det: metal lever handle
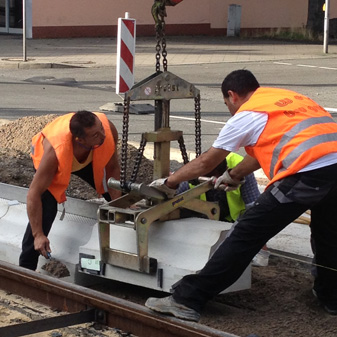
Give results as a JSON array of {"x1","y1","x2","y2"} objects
[{"x1": 108, "y1": 178, "x2": 167, "y2": 200}]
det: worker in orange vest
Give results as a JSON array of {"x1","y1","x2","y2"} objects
[
  {"x1": 147, "y1": 69, "x2": 337, "y2": 319},
  {"x1": 19, "y1": 110, "x2": 121, "y2": 271}
]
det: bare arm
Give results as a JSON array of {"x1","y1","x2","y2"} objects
[
  {"x1": 26, "y1": 138, "x2": 58, "y2": 258},
  {"x1": 229, "y1": 155, "x2": 261, "y2": 181},
  {"x1": 166, "y1": 147, "x2": 230, "y2": 188},
  {"x1": 105, "y1": 121, "x2": 121, "y2": 200}
]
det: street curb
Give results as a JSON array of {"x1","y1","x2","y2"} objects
[{"x1": 0, "y1": 60, "x2": 83, "y2": 69}]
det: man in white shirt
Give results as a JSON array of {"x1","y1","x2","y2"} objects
[{"x1": 146, "y1": 69, "x2": 337, "y2": 320}]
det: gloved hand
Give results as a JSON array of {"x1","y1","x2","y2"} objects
[
  {"x1": 149, "y1": 178, "x2": 176, "y2": 199},
  {"x1": 214, "y1": 169, "x2": 245, "y2": 191}
]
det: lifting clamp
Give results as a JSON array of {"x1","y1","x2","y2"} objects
[{"x1": 97, "y1": 0, "x2": 219, "y2": 274}]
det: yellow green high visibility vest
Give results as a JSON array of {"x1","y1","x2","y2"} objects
[
  {"x1": 189, "y1": 152, "x2": 246, "y2": 222},
  {"x1": 225, "y1": 153, "x2": 246, "y2": 222}
]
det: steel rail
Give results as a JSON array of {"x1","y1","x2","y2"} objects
[{"x1": 0, "y1": 260, "x2": 238, "y2": 337}]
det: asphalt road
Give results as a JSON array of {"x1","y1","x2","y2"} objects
[{"x1": 1, "y1": 57, "x2": 337, "y2": 153}]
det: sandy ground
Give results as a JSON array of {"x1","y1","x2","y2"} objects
[
  {"x1": 0, "y1": 115, "x2": 154, "y2": 200},
  {"x1": 0, "y1": 116, "x2": 336, "y2": 337}
]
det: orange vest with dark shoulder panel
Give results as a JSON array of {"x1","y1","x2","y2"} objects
[
  {"x1": 236, "y1": 87, "x2": 337, "y2": 187},
  {"x1": 31, "y1": 112, "x2": 115, "y2": 203}
]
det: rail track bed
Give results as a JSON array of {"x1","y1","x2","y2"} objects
[
  {"x1": 0, "y1": 260, "x2": 236, "y2": 337},
  {"x1": 1, "y1": 256, "x2": 336, "y2": 337},
  {"x1": 0, "y1": 289, "x2": 122, "y2": 337}
]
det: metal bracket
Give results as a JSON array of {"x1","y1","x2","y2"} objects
[
  {"x1": 98, "y1": 179, "x2": 219, "y2": 274},
  {"x1": 125, "y1": 71, "x2": 200, "y2": 101},
  {"x1": 97, "y1": 68, "x2": 206, "y2": 274}
]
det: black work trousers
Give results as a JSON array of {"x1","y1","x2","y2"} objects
[
  {"x1": 19, "y1": 163, "x2": 111, "y2": 270},
  {"x1": 172, "y1": 163, "x2": 337, "y2": 313}
]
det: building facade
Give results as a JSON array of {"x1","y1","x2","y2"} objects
[{"x1": 0, "y1": 0, "x2": 336, "y2": 39}]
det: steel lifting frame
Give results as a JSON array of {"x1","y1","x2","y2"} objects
[{"x1": 98, "y1": 71, "x2": 220, "y2": 274}]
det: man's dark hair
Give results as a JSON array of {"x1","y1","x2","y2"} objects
[
  {"x1": 221, "y1": 69, "x2": 260, "y2": 98},
  {"x1": 70, "y1": 110, "x2": 97, "y2": 138}
]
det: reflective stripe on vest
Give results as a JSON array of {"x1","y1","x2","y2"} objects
[
  {"x1": 270, "y1": 116, "x2": 337, "y2": 178},
  {"x1": 282, "y1": 132, "x2": 337, "y2": 172}
]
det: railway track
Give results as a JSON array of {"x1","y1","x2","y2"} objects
[{"x1": 0, "y1": 260, "x2": 238, "y2": 337}]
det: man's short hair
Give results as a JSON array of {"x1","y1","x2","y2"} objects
[
  {"x1": 70, "y1": 110, "x2": 97, "y2": 138},
  {"x1": 221, "y1": 69, "x2": 260, "y2": 98}
]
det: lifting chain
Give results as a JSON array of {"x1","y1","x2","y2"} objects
[
  {"x1": 153, "y1": 1, "x2": 201, "y2": 161},
  {"x1": 178, "y1": 135, "x2": 189, "y2": 165},
  {"x1": 154, "y1": 5, "x2": 168, "y2": 72},
  {"x1": 120, "y1": 96, "x2": 130, "y2": 190},
  {"x1": 130, "y1": 134, "x2": 147, "y2": 183},
  {"x1": 187, "y1": 94, "x2": 202, "y2": 186},
  {"x1": 119, "y1": 1, "x2": 201, "y2": 189},
  {"x1": 120, "y1": 97, "x2": 148, "y2": 187},
  {"x1": 178, "y1": 94, "x2": 201, "y2": 164},
  {"x1": 194, "y1": 94, "x2": 202, "y2": 157}
]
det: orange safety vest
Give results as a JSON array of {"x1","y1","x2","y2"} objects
[
  {"x1": 236, "y1": 87, "x2": 337, "y2": 187},
  {"x1": 31, "y1": 112, "x2": 115, "y2": 203}
]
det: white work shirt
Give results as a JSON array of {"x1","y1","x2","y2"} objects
[
  {"x1": 213, "y1": 111, "x2": 337, "y2": 172},
  {"x1": 213, "y1": 111, "x2": 267, "y2": 151}
]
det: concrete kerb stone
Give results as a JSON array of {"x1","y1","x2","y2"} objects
[
  {"x1": 1, "y1": 36, "x2": 337, "y2": 70},
  {"x1": 0, "y1": 58, "x2": 86, "y2": 69}
]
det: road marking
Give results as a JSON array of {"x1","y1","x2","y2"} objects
[
  {"x1": 297, "y1": 64, "x2": 317, "y2": 68},
  {"x1": 319, "y1": 66, "x2": 337, "y2": 70},
  {"x1": 274, "y1": 62, "x2": 337, "y2": 71},
  {"x1": 325, "y1": 107, "x2": 337, "y2": 113},
  {"x1": 274, "y1": 62, "x2": 292, "y2": 65}
]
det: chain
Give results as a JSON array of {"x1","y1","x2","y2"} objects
[
  {"x1": 130, "y1": 134, "x2": 147, "y2": 183},
  {"x1": 194, "y1": 94, "x2": 202, "y2": 157},
  {"x1": 178, "y1": 94, "x2": 202, "y2": 165},
  {"x1": 178, "y1": 135, "x2": 189, "y2": 165},
  {"x1": 155, "y1": 29, "x2": 162, "y2": 73},
  {"x1": 120, "y1": 96, "x2": 130, "y2": 190},
  {"x1": 154, "y1": 7, "x2": 167, "y2": 72},
  {"x1": 161, "y1": 29, "x2": 168, "y2": 72}
]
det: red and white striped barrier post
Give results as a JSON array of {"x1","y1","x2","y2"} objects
[{"x1": 116, "y1": 12, "x2": 136, "y2": 95}]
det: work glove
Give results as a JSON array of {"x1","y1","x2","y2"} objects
[
  {"x1": 214, "y1": 169, "x2": 245, "y2": 192},
  {"x1": 149, "y1": 178, "x2": 176, "y2": 199}
]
